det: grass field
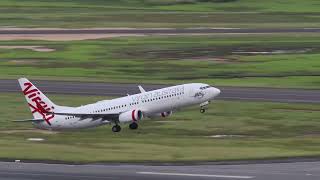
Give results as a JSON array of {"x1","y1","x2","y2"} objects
[
  {"x1": 1, "y1": 0, "x2": 320, "y2": 164},
  {"x1": 1, "y1": 34, "x2": 320, "y2": 88},
  {"x1": 1, "y1": 0, "x2": 320, "y2": 28},
  {"x1": 1, "y1": 92, "x2": 320, "y2": 162}
]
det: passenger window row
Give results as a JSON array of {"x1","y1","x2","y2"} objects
[
  {"x1": 142, "y1": 92, "x2": 184, "y2": 103},
  {"x1": 76, "y1": 91, "x2": 185, "y2": 115}
]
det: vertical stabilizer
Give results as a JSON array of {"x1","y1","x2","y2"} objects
[{"x1": 18, "y1": 78, "x2": 65, "y2": 125}]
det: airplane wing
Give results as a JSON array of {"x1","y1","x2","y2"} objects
[
  {"x1": 49, "y1": 109, "x2": 143, "y2": 123},
  {"x1": 12, "y1": 118, "x2": 45, "y2": 122}
]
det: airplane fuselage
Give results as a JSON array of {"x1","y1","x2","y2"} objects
[{"x1": 33, "y1": 83, "x2": 220, "y2": 130}]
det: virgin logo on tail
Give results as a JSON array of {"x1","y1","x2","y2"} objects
[{"x1": 23, "y1": 82, "x2": 54, "y2": 125}]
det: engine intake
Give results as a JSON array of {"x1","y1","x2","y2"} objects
[
  {"x1": 119, "y1": 109, "x2": 143, "y2": 123},
  {"x1": 161, "y1": 111, "x2": 172, "y2": 117}
]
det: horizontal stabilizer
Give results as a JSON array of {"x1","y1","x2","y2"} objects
[{"x1": 12, "y1": 118, "x2": 45, "y2": 122}]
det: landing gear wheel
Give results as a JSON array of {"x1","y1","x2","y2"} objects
[
  {"x1": 129, "y1": 122, "x2": 138, "y2": 130},
  {"x1": 200, "y1": 108, "x2": 206, "y2": 113},
  {"x1": 112, "y1": 125, "x2": 121, "y2": 132}
]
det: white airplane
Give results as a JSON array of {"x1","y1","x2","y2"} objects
[{"x1": 15, "y1": 78, "x2": 220, "y2": 132}]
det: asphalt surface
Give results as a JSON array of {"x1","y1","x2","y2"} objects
[
  {"x1": 1, "y1": 79, "x2": 320, "y2": 103},
  {"x1": 1, "y1": 161, "x2": 320, "y2": 180},
  {"x1": 1, "y1": 28, "x2": 320, "y2": 35}
]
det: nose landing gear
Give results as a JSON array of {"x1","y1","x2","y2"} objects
[{"x1": 200, "y1": 101, "x2": 209, "y2": 113}]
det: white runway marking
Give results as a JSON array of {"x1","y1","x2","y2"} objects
[
  {"x1": 27, "y1": 138, "x2": 45, "y2": 141},
  {"x1": 137, "y1": 171, "x2": 254, "y2": 179}
]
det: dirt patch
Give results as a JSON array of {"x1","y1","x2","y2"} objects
[
  {"x1": 273, "y1": 108, "x2": 320, "y2": 112},
  {"x1": 207, "y1": 134, "x2": 247, "y2": 138},
  {"x1": 155, "y1": 120, "x2": 178, "y2": 123},
  {"x1": 232, "y1": 48, "x2": 314, "y2": 55},
  {"x1": 0, "y1": 34, "x2": 145, "y2": 41},
  {"x1": 8, "y1": 59, "x2": 40, "y2": 65},
  {"x1": 118, "y1": 47, "x2": 241, "y2": 62},
  {"x1": 0, "y1": 46, "x2": 55, "y2": 52},
  {"x1": 118, "y1": 46, "x2": 319, "y2": 62},
  {"x1": 187, "y1": 57, "x2": 237, "y2": 63},
  {"x1": 0, "y1": 129, "x2": 58, "y2": 134},
  {"x1": 301, "y1": 133, "x2": 320, "y2": 138}
]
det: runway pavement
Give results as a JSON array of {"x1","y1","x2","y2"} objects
[
  {"x1": 1, "y1": 28, "x2": 320, "y2": 35},
  {"x1": 1, "y1": 161, "x2": 320, "y2": 180},
  {"x1": 1, "y1": 79, "x2": 320, "y2": 103}
]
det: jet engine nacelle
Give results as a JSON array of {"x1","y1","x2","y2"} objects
[
  {"x1": 119, "y1": 109, "x2": 143, "y2": 123},
  {"x1": 160, "y1": 111, "x2": 172, "y2": 117},
  {"x1": 149, "y1": 111, "x2": 172, "y2": 118}
]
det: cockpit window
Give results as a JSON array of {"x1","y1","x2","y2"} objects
[{"x1": 200, "y1": 85, "x2": 211, "y2": 90}]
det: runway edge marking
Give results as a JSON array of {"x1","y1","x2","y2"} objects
[{"x1": 137, "y1": 171, "x2": 254, "y2": 179}]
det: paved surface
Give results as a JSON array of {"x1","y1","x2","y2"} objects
[
  {"x1": 1, "y1": 28, "x2": 320, "y2": 35},
  {"x1": 1, "y1": 161, "x2": 320, "y2": 180},
  {"x1": 1, "y1": 79, "x2": 320, "y2": 103}
]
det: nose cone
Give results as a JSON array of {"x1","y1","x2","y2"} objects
[{"x1": 211, "y1": 87, "x2": 221, "y2": 98}]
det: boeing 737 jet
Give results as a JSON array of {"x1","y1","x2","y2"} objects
[{"x1": 15, "y1": 78, "x2": 220, "y2": 132}]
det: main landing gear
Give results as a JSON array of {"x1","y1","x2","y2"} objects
[
  {"x1": 200, "y1": 108, "x2": 206, "y2": 113},
  {"x1": 129, "y1": 122, "x2": 138, "y2": 130},
  {"x1": 111, "y1": 123, "x2": 138, "y2": 132},
  {"x1": 112, "y1": 124, "x2": 121, "y2": 132}
]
